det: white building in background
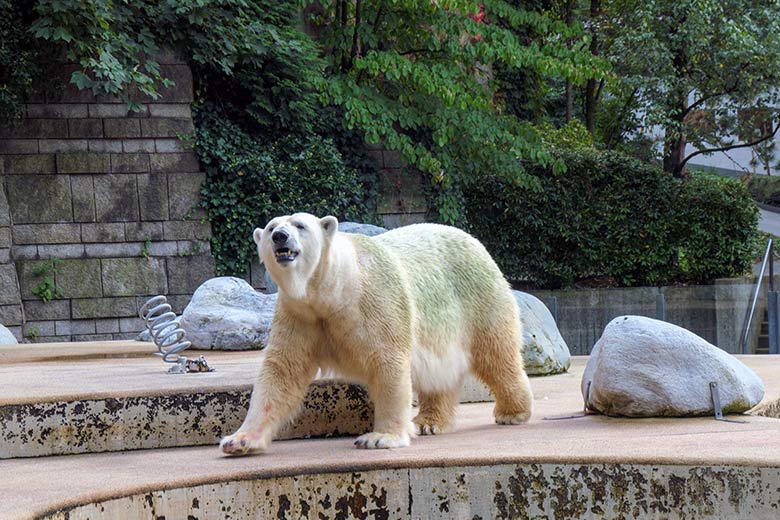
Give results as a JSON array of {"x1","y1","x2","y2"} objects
[
  {"x1": 644, "y1": 100, "x2": 780, "y2": 177},
  {"x1": 682, "y1": 139, "x2": 780, "y2": 177}
]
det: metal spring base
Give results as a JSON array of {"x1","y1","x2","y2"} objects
[{"x1": 139, "y1": 295, "x2": 214, "y2": 374}]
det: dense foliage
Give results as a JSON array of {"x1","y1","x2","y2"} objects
[
  {"x1": 463, "y1": 148, "x2": 758, "y2": 287},
  {"x1": 314, "y1": 0, "x2": 606, "y2": 223},
  {"x1": 746, "y1": 175, "x2": 780, "y2": 209},
  {"x1": 675, "y1": 174, "x2": 759, "y2": 282},
  {"x1": 24, "y1": 0, "x2": 378, "y2": 275},
  {"x1": 194, "y1": 108, "x2": 374, "y2": 275},
  {"x1": 1, "y1": 0, "x2": 769, "y2": 287},
  {"x1": 582, "y1": 0, "x2": 780, "y2": 176},
  {"x1": 0, "y1": 1, "x2": 41, "y2": 119}
]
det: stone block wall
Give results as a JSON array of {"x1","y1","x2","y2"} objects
[
  {"x1": 0, "y1": 54, "x2": 215, "y2": 342},
  {"x1": 367, "y1": 145, "x2": 427, "y2": 228}
]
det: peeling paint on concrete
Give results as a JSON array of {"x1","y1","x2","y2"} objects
[
  {"x1": 43, "y1": 464, "x2": 780, "y2": 520},
  {"x1": 44, "y1": 470, "x2": 408, "y2": 520},
  {"x1": 410, "y1": 464, "x2": 780, "y2": 520},
  {"x1": 0, "y1": 381, "x2": 373, "y2": 458}
]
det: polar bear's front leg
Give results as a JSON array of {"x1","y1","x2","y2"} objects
[
  {"x1": 221, "y1": 348, "x2": 317, "y2": 456},
  {"x1": 355, "y1": 365, "x2": 414, "y2": 449}
]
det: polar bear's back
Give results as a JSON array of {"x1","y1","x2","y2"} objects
[{"x1": 371, "y1": 223, "x2": 514, "y2": 329}]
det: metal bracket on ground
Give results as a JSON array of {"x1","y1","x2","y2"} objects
[
  {"x1": 709, "y1": 381, "x2": 747, "y2": 424},
  {"x1": 543, "y1": 381, "x2": 593, "y2": 421}
]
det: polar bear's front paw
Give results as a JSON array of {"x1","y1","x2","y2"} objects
[
  {"x1": 220, "y1": 431, "x2": 267, "y2": 456},
  {"x1": 354, "y1": 431, "x2": 410, "y2": 449}
]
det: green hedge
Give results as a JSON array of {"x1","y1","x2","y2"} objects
[
  {"x1": 746, "y1": 175, "x2": 780, "y2": 208},
  {"x1": 677, "y1": 174, "x2": 761, "y2": 282},
  {"x1": 463, "y1": 149, "x2": 758, "y2": 288}
]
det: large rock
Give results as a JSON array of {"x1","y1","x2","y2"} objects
[
  {"x1": 582, "y1": 315, "x2": 764, "y2": 417},
  {"x1": 180, "y1": 277, "x2": 277, "y2": 350},
  {"x1": 265, "y1": 221, "x2": 388, "y2": 293},
  {"x1": 512, "y1": 291, "x2": 570, "y2": 375},
  {"x1": 0, "y1": 324, "x2": 17, "y2": 345}
]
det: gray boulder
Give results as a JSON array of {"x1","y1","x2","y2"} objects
[
  {"x1": 179, "y1": 277, "x2": 277, "y2": 350},
  {"x1": 265, "y1": 221, "x2": 388, "y2": 293},
  {"x1": 0, "y1": 324, "x2": 17, "y2": 345},
  {"x1": 338, "y1": 221, "x2": 388, "y2": 237},
  {"x1": 512, "y1": 291, "x2": 570, "y2": 375},
  {"x1": 582, "y1": 315, "x2": 764, "y2": 417}
]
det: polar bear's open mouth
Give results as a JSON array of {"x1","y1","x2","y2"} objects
[{"x1": 274, "y1": 248, "x2": 299, "y2": 263}]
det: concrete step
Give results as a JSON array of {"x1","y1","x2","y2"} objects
[
  {"x1": 4, "y1": 356, "x2": 780, "y2": 520},
  {"x1": 0, "y1": 342, "x2": 371, "y2": 458},
  {"x1": 0, "y1": 342, "x2": 492, "y2": 459},
  {"x1": 758, "y1": 337, "x2": 770, "y2": 354}
]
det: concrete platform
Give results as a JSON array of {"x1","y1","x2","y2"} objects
[
  {"x1": 1, "y1": 342, "x2": 373, "y2": 458},
  {"x1": 0, "y1": 342, "x2": 494, "y2": 458},
  {"x1": 2, "y1": 342, "x2": 780, "y2": 519}
]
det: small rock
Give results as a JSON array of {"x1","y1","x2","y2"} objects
[
  {"x1": 512, "y1": 291, "x2": 570, "y2": 375},
  {"x1": 265, "y1": 221, "x2": 388, "y2": 293},
  {"x1": 582, "y1": 315, "x2": 765, "y2": 417},
  {"x1": 180, "y1": 277, "x2": 277, "y2": 350},
  {"x1": 136, "y1": 328, "x2": 153, "y2": 342},
  {"x1": 0, "y1": 324, "x2": 17, "y2": 345}
]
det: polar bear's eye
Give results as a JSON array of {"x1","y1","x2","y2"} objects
[
  {"x1": 267, "y1": 225, "x2": 275, "y2": 232},
  {"x1": 294, "y1": 223, "x2": 306, "y2": 231}
]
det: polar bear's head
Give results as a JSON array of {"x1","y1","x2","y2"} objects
[{"x1": 253, "y1": 213, "x2": 338, "y2": 300}]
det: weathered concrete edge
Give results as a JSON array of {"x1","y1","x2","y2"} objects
[
  {"x1": 40, "y1": 462, "x2": 780, "y2": 520},
  {"x1": 0, "y1": 382, "x2": 374, "y2": 459}
]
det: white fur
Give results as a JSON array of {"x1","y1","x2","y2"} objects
[
  {"x1": 411, "y1": 343, "x2": 470, "y2": 394},
  {"x1": 221, "y1": 214, "x2": 532, "y2": 455}
]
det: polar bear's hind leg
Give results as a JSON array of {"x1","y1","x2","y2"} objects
[
  {"x1": 413, "y1": 385, "x2": 462, "y2": 435},
  {"x1": 470, "y1": 315, "x2": 533, "y2": 424}
]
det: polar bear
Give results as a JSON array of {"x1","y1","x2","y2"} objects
[{"x1": 220, "y1": 213, "x2": 532, "y2": 454}]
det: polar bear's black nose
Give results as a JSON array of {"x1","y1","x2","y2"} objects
[{"x1": 272, "y1": 229, "x2": 289, "y2": 244}]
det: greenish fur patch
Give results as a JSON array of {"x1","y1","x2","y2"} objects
[
  {"x1": 361, "y1": 225, "x2": 509, "y2": 332},
  {"x1": 351, "y1": 235, "x2": 413, "y2": 347}
]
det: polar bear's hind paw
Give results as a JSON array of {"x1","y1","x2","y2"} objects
[{"x1": 495, "y1": 410, "x2": 531, "y2": 425}]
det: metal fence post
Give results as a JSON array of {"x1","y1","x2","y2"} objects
[
  {"x1": 656, "y1": 292, "x2": 666, "y2": 322},
  {"x1": 548, "y1": 296, "x2": 558, "y2": 325},
  {"x1": 770, "y1": 250, "x2": 780, "y2": 355}
]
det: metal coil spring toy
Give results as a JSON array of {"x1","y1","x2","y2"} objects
[{"x1": 139, "y1": 295, "x2": 212, "y2": 374}]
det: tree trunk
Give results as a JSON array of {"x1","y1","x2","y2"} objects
[
  {"x1": 663, "y1": 14, "x2": 689, "y2": 179},
  {"x1": 564, "y1": 0, "x2": 575, "y2": 124},
  {"x1": 662, "y1": 87, "x2": 689, "y2": 177},
  {"x1": 663, "y1": 130, "x2": 688, "y2": 177},
  {"x1": 584, "y1": 0, "x2": 601, "y2": 133}
]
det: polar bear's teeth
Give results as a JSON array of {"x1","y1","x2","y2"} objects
[{"x1": 274, "y1": 249, "x2": 297, "y2": 262}]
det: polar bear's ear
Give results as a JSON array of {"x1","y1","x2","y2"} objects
[
  {"x1": 253, "y1": 227, "x2": 263, "y2": 245},
  {"x1": 320, "y1": 216, "x2": 338, "y2": 237}
]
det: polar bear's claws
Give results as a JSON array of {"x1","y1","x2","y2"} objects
[
  {"x1": 414, "y1": 423, "x2": 439, "y2": 435},
  {"x1": 220, "y1": 432, "x2": 266, "y2": 456},
  {"x1": 495, "y1": 411, "x2": 531, "y2": 425},
  {"x1": 354, "y1": 432, "x2": 410, "y2": 449}
]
